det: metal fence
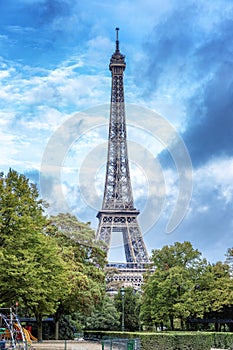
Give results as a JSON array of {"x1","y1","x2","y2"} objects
[{"x1": 102, "y1": 338, "x2": 140, "y2": 350}]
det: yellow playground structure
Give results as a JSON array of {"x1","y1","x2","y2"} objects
[{"x1": 0, "y1": 308, "x2": 37, "y2": 349}]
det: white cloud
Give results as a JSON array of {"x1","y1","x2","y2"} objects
[
  {"x1": 194, "y1": 157, "x2": 233, "y2": 204},
  {"x1": 0, "y1": 111, "x2": 15, "y2": 126},
  {"x1": 19, "y1": 106, "x2": 70, "y2": 132}
]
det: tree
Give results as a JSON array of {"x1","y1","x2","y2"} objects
[
  {"x1": 150, "y1": 241, "x2": 202, "y2": 271},
  {"x1": 0, "y1": 169, "x2": 69, "y2": 340},
  {"x1": 114, "y1": 287, "x2": 141, "y2": 331},
  {"x1": 141, "y1": 241, "x2": 204, "y2": 330},
  {"x1": 194, "y1": 261, "x2": 233, "y2": 331},
  {"x1": 225, "y1": 248, "x2": 233, "y2": 275},
  {"x1": 49, "y1": 213, "x2": 106, "y2": 267},
  {"x1": 84, "y1": 295, "x2": 120, "y2": 331},
  {"x1": 141, "y1": 242, "x2": 233, "y2": 331},
  {"x1": 47, "y1": 213, "x2": 106, "y2": 338}
]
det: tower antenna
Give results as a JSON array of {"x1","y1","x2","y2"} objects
[{"x1": 115, "y1": 27, "x2": 119, "y2": 52}]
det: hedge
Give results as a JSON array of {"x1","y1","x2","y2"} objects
[
  {"x1": 172, "y1": 333, "x2": 212, "y2": 350},
  {"x1": 212, "y1": 332, "x2": 233, "y2": 349},
  {"x1": 84, "y1": 330, "x2": 233, "y2": 350}
]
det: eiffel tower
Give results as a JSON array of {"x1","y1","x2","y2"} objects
[{"x1": 96, "y1": 29, "x2": 150, "y2": 289}]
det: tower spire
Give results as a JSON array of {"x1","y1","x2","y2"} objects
[{"x1": 115, "y1": 27, "x2": 119, "y2": 52}]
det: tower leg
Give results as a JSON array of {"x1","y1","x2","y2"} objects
[{"x1": 96, "y1": 212, "x2": 149, "y2": 263}]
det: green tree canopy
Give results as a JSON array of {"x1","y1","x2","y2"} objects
[
  {"x1": 47, "y1": 213, "x2": 107, "y2": 338},
  {"x1": 193, "y1": 261, "x2": 233, "y2": 317},
  {"x1": 84, "y1": 295, "x2": 120, "y2": 331},
  {"x1": 114, "y1": 287, "x2": 141, "y2": 331},
  {"x1": 141, "y1": 242, "x2": 233, "y2": 331},
  {"x1": 0, "y1": 170, "x2": 69, "y2": 340},
  {"x1": 141, "y1": 241, "x2": 205, "y2": 330}
]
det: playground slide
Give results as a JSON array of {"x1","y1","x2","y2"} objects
[
  {"x1": 23, "y1": 328, "x2": 38, "y2": 342},
  {"x1": 0, "y1": 309, "x2": 37, "y2": 349},
  {"x1": 25, "y1": 329, "x2": 37, "y2": 341},
  {"x1": 14, "y1": 324, "x2": 37, "y2": 343}
]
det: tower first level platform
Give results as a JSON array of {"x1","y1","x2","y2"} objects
[
  {"x1": 105, "y1": 262, "x2": 151, "y2": 292},
  {"x1": 96, "y1": 210, "x2": 149, "y2": 263}
]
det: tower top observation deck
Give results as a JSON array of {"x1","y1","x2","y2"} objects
[{"x1": 109, "y1": 28, "x2": 126, "y2": 72}]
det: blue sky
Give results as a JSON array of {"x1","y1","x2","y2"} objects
[{"x1": 1, "y1": 0, "x2": 233, "y2": 263}]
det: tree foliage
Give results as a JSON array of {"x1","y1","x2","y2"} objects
[
  {"x1": 47, "y1": 213, "x2": 106, "y2": 338},
  {"x1": 0, "y1": 170, "x2": 69, "y2": 339},
  {"x1": 0, "y1": 170, "x2": 107, "y2": 340},
  {"x1": 84, "y1": 295, "x2": 120, "y2": 330},
  {"x1": 114, "y1": 287, "x2": 141, "y2": 331},
  {"x1": 3, "y1": 170, "x2": 233, "y2": 336},
  {"x1": 141, "y1": 242, "x2": 233, "y2": 331}
]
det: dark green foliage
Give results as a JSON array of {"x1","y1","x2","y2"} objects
[
  {"x1": 58, "y1": 315, "x2": 77, "y2": 340},
  {"x1": 212, "y1": 332, "x2": 233, "y2": 349},
  {"x1": 85, "y1": 295, "x2": 120, "y2": 330},
  {"x1": 173, "y1": 333, "x2": 212, "y2": 350},
  {"x1": 114, "y1": 287, "x2": 141, "y2": 331},
  {"x1": 140, "y1": 333, "x2": 175, "y2": 350},
  {"x1": 141, "y1": 242, "x2": 233, "y2": 331},
  {"x1": 84, "y1": 331, "x2": 214, "y2": 350}
]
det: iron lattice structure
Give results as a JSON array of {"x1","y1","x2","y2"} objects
[{"x1": 96, "y1": 29, "x2": 149, "y2": 265}]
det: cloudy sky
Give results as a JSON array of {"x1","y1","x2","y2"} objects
[{"x1": 1, "y1": 0, "x2": 233, "y2": 263}]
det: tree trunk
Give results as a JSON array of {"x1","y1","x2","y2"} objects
[
  {"x1": 53, "y1": 305, "x2": 63, "y2": 340},
  {"x1": 169, "y1": 316, "x2": 174, "y2": 331},
  {"x1": 55, "y1": 320, "x2": 59, "y2": 340},
  {"x1": 37, "y1": 314, "x2": 43, "y2": 341},
  {"x1": 180, "y1": 318, "x2": 184, "y2": 330}
]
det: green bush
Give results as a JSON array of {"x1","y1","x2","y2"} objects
[
  {"x1": 138, "y1": 332, "x2": 212, "y2": 350},
  {"x1": 84, "y1": 330, "x2": 233, "y2": 350},
  {"x1": 173, "y1": 333, "x2": 212, "y2": 350},
  {"x1": 212, "y1": 332, "x2": 233, "y2": 349},
  {"x1": 140, "y1": 333, "x2": 175, "y2": 350}
]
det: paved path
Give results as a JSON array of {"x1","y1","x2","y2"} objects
[
  {"x1": 31, "y1": 344, "x2": 226, "y2": 350},
  {"x1": 30, "y1": 340, "x2": 102, "y2": 350},
  {"x1": 4, "y1": 340, "x2": 227, "y2": 350},
  {"x1": 30, "y1": 342, "x2": 226, "y2": 350},
  {"x1": 3, "y1": 340, "x2": 102, "y2": 350}
]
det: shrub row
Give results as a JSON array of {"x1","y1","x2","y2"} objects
[
  {"x1": 212, "y1": 332, "x2": 233, "y2": 349},
  {"x1": 84, "y1": 330, "x2": 233, "y2": 350}
]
